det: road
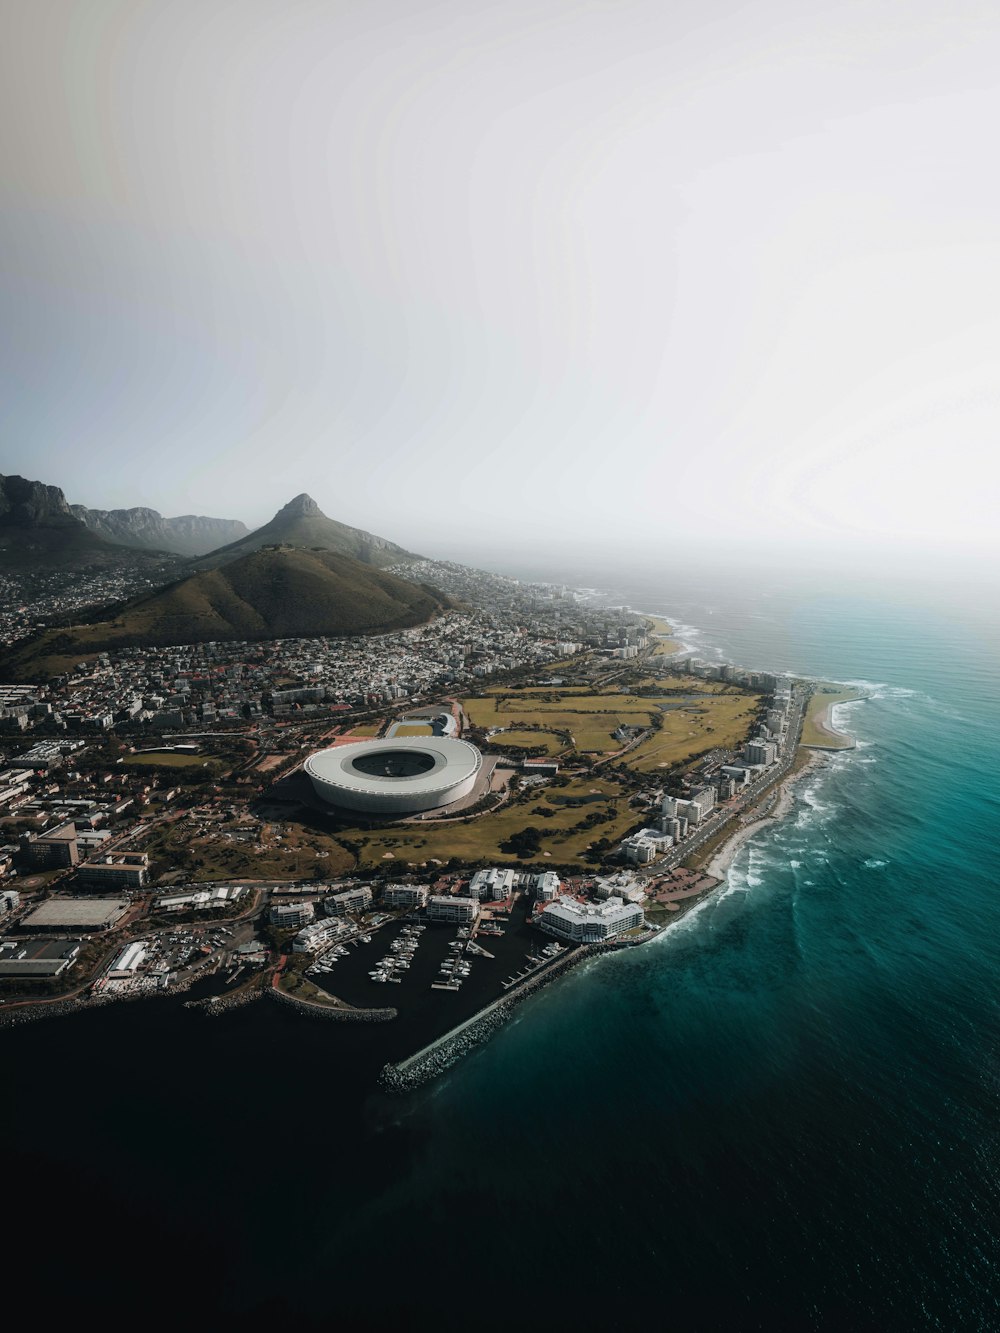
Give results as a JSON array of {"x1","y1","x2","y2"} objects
[{"x1": 639, "y1": 685, "x2": 808, "y2": 878}]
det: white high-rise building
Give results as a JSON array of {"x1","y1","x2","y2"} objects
[
  {"x1": 293, "y1": 919, "x2": 349, "y2": 953},
  {"x1": 743, "y1": 739, "x2": 777, "y2": 766},
  {"x1": 687, "y1": 787, "x2": 716, "y2": 820},
  {"x1": 619, "y1": 836, "x2": 657, "y2": 864},
  {"x1": 270, "y1": 901, "x2": 315, "y2": 929}
]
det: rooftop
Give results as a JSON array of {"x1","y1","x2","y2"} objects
[{"x1": 21, "y1": 898, "x2": 127, "y2": 928}]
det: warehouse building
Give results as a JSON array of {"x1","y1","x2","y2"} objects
[
  {"x1": 18, "y1": 898, "x2": 127, "y2": 934},
  {"x1": 0, "y1": 938, "x2": 81, "y2": 978}
]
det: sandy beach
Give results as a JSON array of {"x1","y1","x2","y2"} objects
[
  {"x1": 810, "y1": 699, "x2": 853, "y2": 745},
  {"x1": 704, "y1": 752, "x2": 822, "y2": 880},
  {"x1": 800, "y1": 687, "x2": 865, "y2": 749}
]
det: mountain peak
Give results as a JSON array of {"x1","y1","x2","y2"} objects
[
  {"x1": 192, "y1": 490, "x2": 419, "y2": 570},
  {"x1": 276, "y1": 493, "x2": 324, "y2": 519}
]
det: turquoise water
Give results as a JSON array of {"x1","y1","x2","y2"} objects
[
  {"x1": 3, "y1": 559, "x2": 998, "y2": 1330},
  {"x1": 315, "y1": 563, "x2": 1000, "y2": 1329}
]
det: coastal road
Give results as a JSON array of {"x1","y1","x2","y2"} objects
[{"x1": 644, "y1": 687, "x2": 807, "y2": 877}]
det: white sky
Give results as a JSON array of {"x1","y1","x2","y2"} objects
[{"x1": 1, "y1": 0, "x2": 999, "y2": 560}]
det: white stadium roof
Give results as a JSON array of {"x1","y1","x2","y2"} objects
[{"x1": 304, "y1": 737, "x2": 483, "y2": 814}]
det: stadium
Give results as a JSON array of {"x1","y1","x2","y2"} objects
[{"x1": 304, "y1": 737, "x2": 483, "y2": 815}]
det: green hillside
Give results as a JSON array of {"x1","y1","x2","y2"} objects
[{"x1": 0, "y1": 547, "x2": 449, "y2": 679}]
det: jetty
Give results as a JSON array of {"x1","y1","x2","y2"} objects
[{"x1": 381, "y1": 945, "x2": 588, "y2": 1091}]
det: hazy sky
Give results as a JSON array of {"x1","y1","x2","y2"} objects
[{"x1": 2, "y1": 0, "x2": 999, "y2": 561}]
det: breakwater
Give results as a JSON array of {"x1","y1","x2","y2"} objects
[
  {"x1": 381, "y1": 944, "x2": 590, "y2": 1091},
  {"x1": 267, "y1": 986, "x2": 398, "y2": 1023},
  {"x1": 0, "y1": 968, "x2": 207, "y2": 1029},
  {"x1": 0, "y1": 994, "x2": 91, "y2": 1029},
  {"x1": 184, "y1": 976, "x2": 268, "y2": 1016}
]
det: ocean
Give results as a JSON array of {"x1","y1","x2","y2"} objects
[{"x1": 4, "y1": 553, "x2": 999, "y2": 1331}]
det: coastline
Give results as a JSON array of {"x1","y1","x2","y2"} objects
[
  {"x1": 701, "y1": 751, "x2": 822, "y2": 880},
  {"x1": 806, "y1": 698, "x2": 852, "y2": 747},
  {"x1": 800, "y1": 686, "x2": 865, "y2": 749},
  {"x1": 2, "y1": 614, "x2": 858, "y2": 1087}
]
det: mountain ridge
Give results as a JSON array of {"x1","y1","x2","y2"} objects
[
  {"x1": 0, "y1": 473, "x2": 172, "y2": 571},
  {"x1": 71, "y1": 503, "x2": 250, "y2": 557}
]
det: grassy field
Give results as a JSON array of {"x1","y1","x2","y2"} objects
[
  {"x1": 489, "y1": 728, "x2": 565, "y2": 755},
  {"x1": 122, "y1": 750, "x2": 224, "y2": 773},
  {"x1": 800, "y1": 686, "x2": 864, "y2": 748},
  {"x1": 464, "y1": 682, "x2": 755, "y2": 759},
  {"x1": 465, "y1": 689, "x2": 659, "y2": 751},
  {"x1": 277, "y1": 969, "x2": 345, "y2": 1007},
  {"x1": 393, "y1": 723, "x2": 433, "y2": 736},
  {"x1": 349, "y1": 723, "x2": 382, "y2": 736},
  {"x1": 625, "y1": 694, "x2": 760, "y2": 772},
  {"x1": 334, "y1": 774, "x2": 637, "y2": 870},
  {"x1": 224, "y1": 672, "x2": 761, "y2": 876}
]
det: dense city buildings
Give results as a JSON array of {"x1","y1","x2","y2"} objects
[
  {"x1": 0, "y1": 540, "x2": 808, "y2": 1073},
  {"x1": 0, "y1": 565, "x2": 656, "y2": 739}
]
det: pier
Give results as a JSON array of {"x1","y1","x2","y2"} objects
[{"x1": 381, "y1": 944, "x2": 588, "y2": 1091}]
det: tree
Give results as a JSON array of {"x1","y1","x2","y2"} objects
[{"x1": 501, "y1": 825, "x2": 544, "y2": 858}]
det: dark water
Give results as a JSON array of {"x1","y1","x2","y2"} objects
[{"x1": 4, "y1": 555, "x2": 999, "y2": 1331}]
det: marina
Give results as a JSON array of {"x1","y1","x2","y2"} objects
[{"x1": 301, "y1": 894, "x2": 580, "y2": 1064}]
